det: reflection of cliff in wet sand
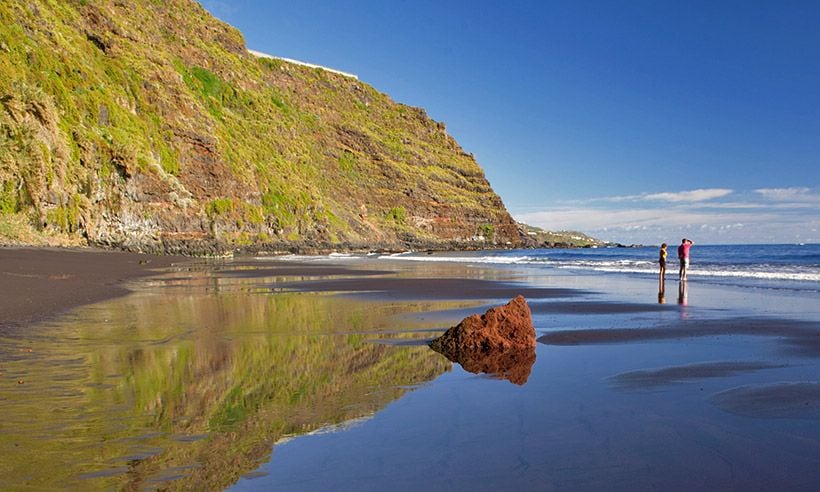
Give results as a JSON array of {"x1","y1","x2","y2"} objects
[
  {"x1": 0, "y1": 280, "x2": 451, "y2": 491},
  {"x1": 430, "y1": 296, "x2": 536, "y2": 385}
]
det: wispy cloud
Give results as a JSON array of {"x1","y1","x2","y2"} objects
[
  {"x1": 561, "y1": 188, "x2": 734, "y2": 205},
  {"x1": 514, "y1": 187, "x2": 820, "y2": 244},
  {"x1": 642, "y1": 188, "x2": 733, "y2": 202},
  {"x1": 755, "y1": 187, "x2": 820, "y2": 203},
  {"x1": 517, "y1": 207, "x2": 772, "y2": 231}
]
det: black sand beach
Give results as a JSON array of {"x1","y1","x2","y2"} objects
[
  {"x1": 0, "y1": 248, "x2": 185, "y2": 329},
  {"x1": 1, "y1": 250, "x2": 819, "y2": 490}
]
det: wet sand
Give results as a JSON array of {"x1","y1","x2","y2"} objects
[
  {"x1": 0, "y1": 250, "x2": 407, "y2": 330},
  {"x1": 529, "y1": 300, "x2": 673, "y2": 314},
  {"x1": 609, "y1": 361, "x2": 787, "y2": 388},
  {"x1": 3, "y1": 251, "x2": 820, "y2": 489},
  {"x1": 212, "y1": 261, "x2": 395, "y2": 278},
  {"x1": 0, "y1": 247, "x2": 187, "y2": 329},
  {"x1": 711, "y1": 382, "x2": 820, "y2": 420},
  {"x1": 278, "y1": 276, "x2": 587, "y2": 300},
  {"x1": 538, "y1": 317, "x2": 820, "y2": 356}
]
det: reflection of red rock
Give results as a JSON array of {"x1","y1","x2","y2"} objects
[
  {"x1": 429, "y1": 296, "x2": 536, "y2": 385},
  {"x1": 448, "y1": 346, "x2": 536, "y2": 385}
]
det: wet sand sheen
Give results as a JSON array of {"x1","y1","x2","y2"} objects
[
  {"x1": 0, "y1": 248, "x2": 402, "y2": 330},
  {"x1": 538, "y1": 317, "x2": 820, "y2": 356},
  {"x1": 0, "y1": 247, "x2": 186, "y2": 329},
  {"x1": 609, "y1": 361, "x2": 787, "y2": 388},
  {"x1": 1, "y1": 258, "x2": 459, "y2": 489},
  {"x1": 3, "y1": 250, "x2": 820, "y2": 490},
  {"x1": 711, "y1": 382, "x2": 820, "y2": 420},
  {"x1": 278, "y1": 276, "x2": 587, "y2": 300}
]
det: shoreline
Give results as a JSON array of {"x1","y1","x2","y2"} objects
[
  {"x1": 2, "y1": 246, "x2": 820, "y2": 490},
  {"x1": 0, "y1": 247, "x2": 189, "y2": 329},
  {"x1": 5, "y1": 245, "x2": 819, "y2": 332}
]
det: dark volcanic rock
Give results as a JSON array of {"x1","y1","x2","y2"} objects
[{"x1": 429, "y1": 296, "x2": 536, "y2": 384}]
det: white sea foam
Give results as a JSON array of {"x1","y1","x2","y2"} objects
[
  {"x1": 328, "y1": 252, "x2": 359, "y2": 259},
  {"x1": 381, "y1": 252, "x2": 532, "y2": 264},
  {"x1": 377, "y1": 253, "x2": 820, "y2": 282},
  {"x1": 256, "y1": 253, "x2": 363, "y2": 262},
  {"x1": 251, "y1": 247, "x2": 820, "y2": 283}
]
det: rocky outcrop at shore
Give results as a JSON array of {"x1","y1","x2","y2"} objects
[{"x1": 429, "y1": 296, "x2": 536, "y2": 384}]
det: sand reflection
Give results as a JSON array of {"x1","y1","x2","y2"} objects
[
  {"x1": 609, "y1": 361, "x2": 785, "y2": 389},
  {"x1": 712, "y1": 382, "x2": 820, "y2": 420},
  {"x1": 0, "y1": 273, "x2": 451, "y2": 490},
  {"x1": 538, "y1": 316, "x2": 820, "y2": 356}
]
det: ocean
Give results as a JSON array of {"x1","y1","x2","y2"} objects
[{"x1": 378, "y1": 243, "x2": 820, "y2": 291}]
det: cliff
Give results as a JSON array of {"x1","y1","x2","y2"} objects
[{"x1": 0, "y1": 0, "x2": 521, "y2": 255}]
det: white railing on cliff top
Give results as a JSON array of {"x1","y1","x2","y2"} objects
[{"x1": 248, "y1": 49, "x2": 358, "y2": 80}]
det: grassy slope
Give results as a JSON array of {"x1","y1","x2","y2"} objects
[{"x1": 0, "y1": 0, "x2": 520, "y2": 253}]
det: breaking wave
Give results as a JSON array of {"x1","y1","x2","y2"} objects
[{"x1": 381, "y1": 250, "x2": 820, "y2": 283}]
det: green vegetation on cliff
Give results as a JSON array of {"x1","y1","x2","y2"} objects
[{"x1": 0, "y1": 0, "x2": 521, "y2": 254}]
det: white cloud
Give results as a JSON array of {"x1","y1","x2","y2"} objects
[
  {"x1": 514, "y1": 203, "x2": 819, "y2": 244},
  {"x1": 516, "y1": 187, "x2": 820, "y2": 243},
  {"x1": 517, "y1": 207, "x2": 766, "y2": 231},
  {"x1": 755, "y1": 187, "x2": 820, "y2": 203},
  {"x1": 642, "y1": 188, "x2": 733, "y2": 202},
  {"x1": 561, "y1": 188, "x2": 734, "y2": 205}
]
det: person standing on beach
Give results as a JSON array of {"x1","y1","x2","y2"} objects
[
  {"x1": 658, "y1": 243, "x2": 667, "y2": 299},
  {"x1": 659, "y1": 243, "x2": 668, "y2": 278},
  {"x1": 678, "y1": 238, "x2": 694, "y2": 280}
]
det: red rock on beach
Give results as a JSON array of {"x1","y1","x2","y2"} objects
[
  {"x1": 429, "y1": 296, "x2": 536, "y2": 384},
  {"x1": 430, "y1": 295, "x2": 536, "y2": 353}
]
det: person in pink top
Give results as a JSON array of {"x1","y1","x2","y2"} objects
[{"x1": 678, "y1": 238, "x2": 694, "y2": 280}]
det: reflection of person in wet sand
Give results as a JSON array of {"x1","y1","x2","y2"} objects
[
  {"x1": 677, "y1": 278, "x2": 688, "y2": 306},
  {"x1": 678, "y1": 238, "x2": 694, "y2": 280}
]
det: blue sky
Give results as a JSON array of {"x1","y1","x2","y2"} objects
[{"x1": 200, "y1": 0, "x2": 820, "y2": 244}]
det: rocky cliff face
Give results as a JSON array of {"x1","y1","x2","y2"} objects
[{"x1": 0, "y1": 0, "x2": 521, "y2": 254}]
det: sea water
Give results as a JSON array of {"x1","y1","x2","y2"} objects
[{"x1": 380, "y1": 243, "x2": 820, "y2": 291}]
